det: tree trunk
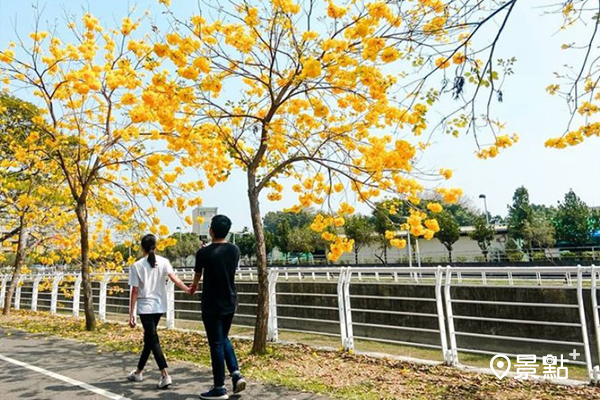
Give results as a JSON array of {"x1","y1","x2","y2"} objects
[
  {"x1": 76, "y1": 203, "x2": 96, "y2": 331},
  {"x1": 448, "y1": 247, "x2": 453, "y2": 263},
  {"x1": 248, "y1": 174, "x2": 269, "y2": 354},
  {"x1": 354, "y1": 247, "x2": 359, "y2": 265},
  {"x1": 3, "y1": 219, "x2": 28, "y2": 316},
  {"x1": 384, "y1": 245, "x2": 388, "y2": 265}
]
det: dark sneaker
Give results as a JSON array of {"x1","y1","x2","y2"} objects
[
  {"x1": 232, "y1": 373, "x2": 247, "y2": 394},
  {"x1": 199, "y1": 387, "x2": 229, "y2": 400}
]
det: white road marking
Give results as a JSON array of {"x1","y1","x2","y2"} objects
[{"x1": 0, "y1": 353, "x2": 132, "y2": 400}]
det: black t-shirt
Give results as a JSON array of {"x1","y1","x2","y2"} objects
[{"x1": 194, "y1": 242, "x2": 240, "y2": 315}]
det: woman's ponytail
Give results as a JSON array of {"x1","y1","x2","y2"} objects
[
  {"x1": 147, "y1": 249, "x2": 157, "y2": 268},
  {"x1": 141, "y1": 234, "x2": 158, "y2": 268}
]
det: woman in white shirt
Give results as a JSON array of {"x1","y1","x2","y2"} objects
[{"x1": 127, "y1": 234, "x2": 191, "y2": 389}]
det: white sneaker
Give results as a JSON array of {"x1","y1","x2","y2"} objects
[
  {"x1": 127, "y1": 370, "x2": 143, "y2": 382},
  {"x1": 158, "y1": 374, "x2": 172, "y2": 389}
]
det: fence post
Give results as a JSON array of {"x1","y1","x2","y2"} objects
[
  {"x1": 31, "y1": 275, "x2": 43, "y2": 311},
  {"x1": 576, "y1": 265, "x2": 593, "y2": 383},
  {"x1": 0, "y1": 275, "x2": 8, "y2": 307},
  {"x1": 435, "y1": 266, "x2": 449, "y2": 363},
  {"x1": 592, "y1": 265, "x2": 600, "y2": 384},
  {"x1": 343, "y1": 268, "x2": 354, "y2": 351},
  {"x1": 444, "y1": 266, "x2": 459, "y2": 366},
  {"x1": 166, "y1": 279, "x2": 175, "y2": 329},
  {"x1": 50, "y1": 272, "x2": 63, "y2": 315},
  {"x1": 337, "y1": 267, "x2": 348, "y2": 350},
  {"x1": 14, "y1": 276, "x2": 24, "y2": 310},
  {"x1": 267, "y1": 268, "x2": 279, "y2": 342},
  {"x1": 73, "y1": 274, "x2": 82, "y2": 316},
  {"x1": 99, "y1": 273, "x2": 111, "y2": 322}
]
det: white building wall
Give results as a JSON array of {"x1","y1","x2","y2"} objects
[
  {"x1": 192, "y1": 207, "x2": 218, "y2": 237},
  {"x1": 337, "y1": 232, "x2": 507, "y2": 264}
]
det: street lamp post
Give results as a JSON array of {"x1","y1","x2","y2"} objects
[{"x1": 479, "y1": 194, "x2": 490, "y2": 225}]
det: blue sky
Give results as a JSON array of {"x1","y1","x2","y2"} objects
[{"x1": 1, "y1": 0, "x2": 598, "y2": 232}]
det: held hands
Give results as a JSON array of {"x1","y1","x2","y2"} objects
[{"x1": 187, "y1": 283, "x2": 198, "y2": 296}]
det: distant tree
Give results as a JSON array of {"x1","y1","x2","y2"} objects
[
  {"x1": 507, "y1": 186, "x2": 534, "y2": 244},
  {"x1": 344, "y1": 215, "x2": 375, "y2": 264},
  {"x1": 531, "y1": 204, "x2": 557, "y2": 220},
  {"x1": 287, "y1": 226, "x2": 324, "y2": 254},
  {"x1": 264, "y1": 231, "x2": 275, "y2": 256},
  {"x1": 263, "y1": 210, "x2": 313, "y2": 234},
  {"x1": 554, "y1": 190, "x2": 590, "y2": 246},
  {"x1": 440, "y1": 202, "x2": 479, "y2": 226},
  {"x1": 469, "y1": 216, "x2": 495, "y2": 259},
  {"x1": 505, "y1": 238, "x2": 525, "y2": 262},
  {"x1": 371, "y1": 201, "x2": 404, "y2": 265},
  {"x1": 274, "y1": 219, "x2": 292, "y2": 262},
  {"x1": 235, "y1": 228, "x2": 274, "y2": 265},
  {"x1": 523, "y1": 212, "x2": 556, "y2": 250},
  {"x1": 436, "y1": 211, "x2": 461, "y2": 262},
  {"x1": 236, "y1": 228, "x2": 256, "y2": 263},
  {"x1": 264, "y1": 211, "x2": 316, "y2": 262},
  {"x1": 163, "y1": 232, "x2": 200, "y2": 267},
  {"x1": 591, "y1": 209, "x2": 600, "y2": 235},
  {"x1": 113, "y1": 242, "x2": 136, "y2": 261},
  {"x1": 422, "y1": 196, "x2": 479, "y2": 226},
  {"x1": 489, "y1": 214, "x2": 505, "y2": 225}
]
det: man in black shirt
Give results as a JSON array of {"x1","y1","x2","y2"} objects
[{"x1": 191, "y1": 215, "x2": 246, "y2": 400}]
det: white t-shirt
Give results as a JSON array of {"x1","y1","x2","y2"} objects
[{"x1": 128, "y1": 255, "x2": 174, "y2": 315}]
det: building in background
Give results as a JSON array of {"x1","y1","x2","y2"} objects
[{"x1": 192, "y1": 207, "x2": 218, "y2": 239}]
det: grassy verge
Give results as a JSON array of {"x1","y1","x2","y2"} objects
[{"x1": 1, "y1": 310, "x2": 599, "y2": 400}]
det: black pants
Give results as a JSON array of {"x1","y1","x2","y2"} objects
[
  {"x1": 138, "y1": 313, "x2": 168, "y2": 371},
  {"x1": 202, "y1": 312, "x2": 239, "y2": 387}
]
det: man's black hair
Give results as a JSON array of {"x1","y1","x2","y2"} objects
[{"x1": 211, "y1": 214, "x2": 232, "y2": 239}]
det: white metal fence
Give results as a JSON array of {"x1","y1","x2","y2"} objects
[{"x1": 1, "y1": 265, "x2": 600, "y2": 383}]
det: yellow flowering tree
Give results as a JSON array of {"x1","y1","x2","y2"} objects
[
  {"x1": 0, "y1": 11, "x2": 196, "y2": 330},
  {"x1": 150, "y1": 0, "x2": 518, "y2": 353},
  {"x1": 0, "y1": 94, "x2": 73, "y2": 315},
  {"x1": 545, "y1": 1, "x2": 600, "y2": 148}
]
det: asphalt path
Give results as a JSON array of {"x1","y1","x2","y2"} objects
[{"x1": 0, "y1": 328, "x2": 328, "y2": 400}]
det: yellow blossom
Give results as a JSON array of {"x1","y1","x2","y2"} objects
[
  {"x1": 439, "y1": 168, "x2": 452, "y2": 180},
  {"x1": 424, "y1": 219, "x2": 440, "y2": 232},
  {"x1": 427, "y1": 202, "x2": 443, "y2": 213},
  {"x1": 302, "y1": 57, "x2": 322, "y2": 79}
]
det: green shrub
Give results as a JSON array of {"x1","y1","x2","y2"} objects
[
  {"x1": 532, "y1": 251, "x2": 546, "y2": 262},
  {"x1": 581, "y1": 251, "x2": 598, "y2": 261},
  {"x1": 506, "y1": 250, "x2": 524, "y2": 262}
]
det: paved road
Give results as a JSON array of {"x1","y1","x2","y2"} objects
[{"x1": 0, "y1": 328, "x2": 328, "y2": 400}]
